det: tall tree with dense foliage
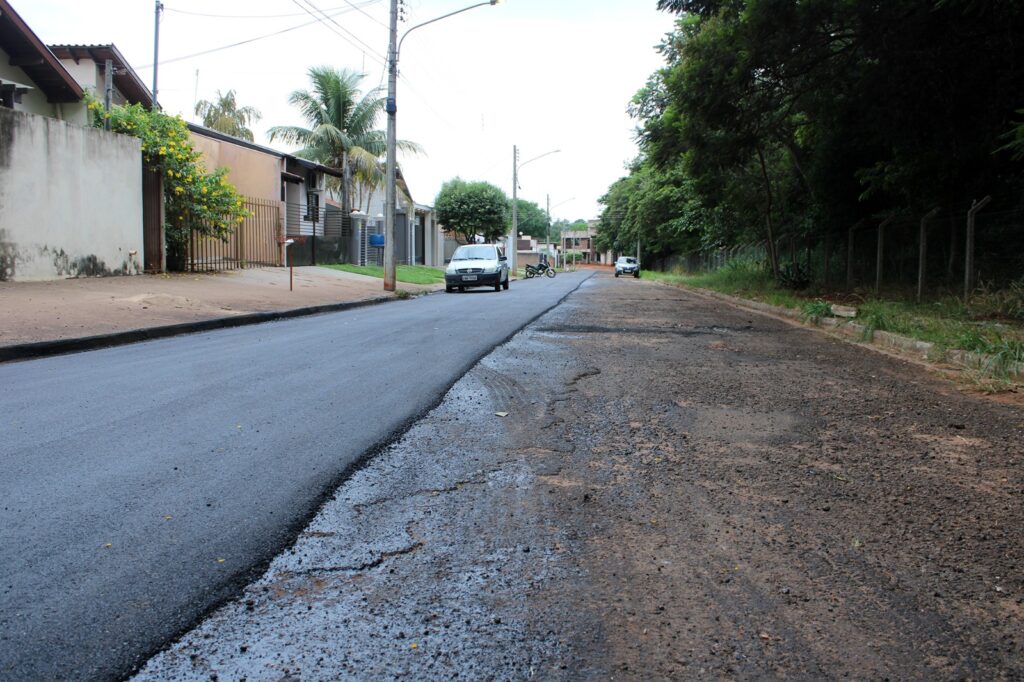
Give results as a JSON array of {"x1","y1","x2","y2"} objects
[
  {"x1": 435, "y1": 179, "x2": 509, "y2": 244},
  {"x1": 598, "y1": 0, "x2": 1024, "y2": 287},
  {"x1": 194, "y1": 89, "x2": 261, "y2": 142},
  {"x1": 512, "y1": 199, "x2": 549, "y2": 238}
]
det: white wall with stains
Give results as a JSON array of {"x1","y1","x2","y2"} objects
[{"x1": 0, "y1": 107, "x2": 143, "y2": 281}]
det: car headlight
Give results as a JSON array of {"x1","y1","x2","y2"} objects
[{"x1": 482, "y1": 266, "x2": 497, "y2": 274}]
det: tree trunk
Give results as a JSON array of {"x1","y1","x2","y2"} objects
[
  {"x1": 784, "y1": 139, "x2": 816, "y2": 203},
  {"x1": 341, "y1": 149, "x2": 351, "y2": 217},
  {"x1": 756, "y1": 145, "x2": 780, "y2": 280}
]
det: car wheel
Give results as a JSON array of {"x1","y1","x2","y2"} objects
[
  {"x1": 614, "y1": 272, "x2": 619, "y2": 278},
  {"x1": 634, "y1": 271, "x2": 640, "y2": 278},
  {"x1": 445, "y1": 285, "x2": 453, "y2": 293},
  {"x1": 502, "y1": 276, "x2": 510, "y2": 290},
  {"x1": 494, "y1": 279, "x2": 501, "y2": 292}
]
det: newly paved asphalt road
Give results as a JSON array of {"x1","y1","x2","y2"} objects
[{"x1": 0, "y1": 272, "x2": 590, "y2": 681}]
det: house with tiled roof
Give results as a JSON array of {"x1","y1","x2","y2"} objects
[{"x1": 0, "y1": 0, "x2": 85, "y2": 121}]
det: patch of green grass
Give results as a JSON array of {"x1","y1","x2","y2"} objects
[
  {"x1": 800, "y1": 299, "x2": 833, "y2": 325},
  {"x1": 322, "y1": 264, "x2": 445, "y2": 285},
  {"x1": 648, "y1": 263, "x2": 1024, "y2": 380},
  {"x1": 643, "y1": 260, "x2": 803, "y2": 309}
]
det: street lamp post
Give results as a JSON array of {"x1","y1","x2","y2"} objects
[
  {"x1": 509, "y1": 146, "x2": 560, "y2": 274},
  {"x1": 384, "y1": 0, "x2": 500, "y2": 291},
  {"x1": 546, "y1": 195, "x2": 574, "y2": 268}
]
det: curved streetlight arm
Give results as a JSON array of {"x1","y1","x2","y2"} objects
[
  {"x1": 398, "y1": 1, "x2": 499, "y2": 58},
  {"x1": 517, "y1": 149, "x2": 561, "y2": 174}
]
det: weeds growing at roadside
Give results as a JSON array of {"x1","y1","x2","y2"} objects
[
  {"x1": 649, "y1": 263, "x2": 1024, "y2": 382},
  {"x1": 800, "y1": 299, "x2": 833, "y2": 325}
]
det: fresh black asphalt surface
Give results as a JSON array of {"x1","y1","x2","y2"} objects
[{"x1": 0, "y1": 272, "x2": 590, "y2": 681}]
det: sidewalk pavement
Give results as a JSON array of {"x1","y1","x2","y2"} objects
[{"x1": 0, "y1": 266, "x2": 443, "y2": 357}]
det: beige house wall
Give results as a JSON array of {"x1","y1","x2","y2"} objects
[{"x1": 190, "y1": 132, "x2": 281, "y2": 203}]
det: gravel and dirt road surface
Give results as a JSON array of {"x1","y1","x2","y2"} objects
[{"x1": 135, "y1": 273, "x2": 1023, "y2": 680}]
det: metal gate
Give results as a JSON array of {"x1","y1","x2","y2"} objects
[{"x1": 187, "y1": 197, "x2": 281, "y2": 272}]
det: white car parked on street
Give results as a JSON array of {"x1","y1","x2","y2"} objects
[
  {"x1": 615, "y1": 256, "x2": 640, "y2": 278},
  {"x1": 445, "y1": 244, "x2": 510, "y2": 293}
]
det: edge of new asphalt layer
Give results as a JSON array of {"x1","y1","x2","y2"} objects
[
  {"x1": 111, "y1": 271, "x2": 594, "y2": 681},
  {"x1": 0, "y1": 294, "x2": 403, "y2": 364}
]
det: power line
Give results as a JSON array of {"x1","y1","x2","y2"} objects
[
  {"x1": 140, "y1": 7, "x2": 359, "y2": 68},
  {"x1": 164, "y1": 1, "x2": 381, "y2": 20},
  {"x1": 291, "y1": 0, "x2": 388, "y2": 67},
  {"x1": 329, "y1": 0, "x2": 389, "y2": 29}
]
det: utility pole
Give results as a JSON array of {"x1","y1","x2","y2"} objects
[
  {"x1": 152, "y1": 0, "x2": 163, "y2": 109},
  {"x1": 510, "y1": 145, "x2": 518, "y2": 272},
  {"x1": 383, "y1": 0, "x2": 399, "y2": 291},
  {"x1": 103, "y1": 59, "x2": 113, "y2": 131},
  {"x1": 382, "y1": 0, "x2": 499, "y2": 291},
  {"x1": 545, "y1": 193, "x2": 550, "y2": 264}
]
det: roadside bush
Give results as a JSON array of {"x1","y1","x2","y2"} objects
[
  {"x1": 800, "y1": 299, "x2": 833, "y2": 325},
  {"x1": 974, "y1": 278, "x2": 1024, "y2": 320},
  {"x1": 779, "y1": 262, "x2": 810, "y2": 290},
  {"x1": 88, "y1": 99, "x2": 249, "y2": 270}
]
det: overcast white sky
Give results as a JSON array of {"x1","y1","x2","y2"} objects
[{"x1": 19, "y1": 0, "x2": 674, "y2": 222}]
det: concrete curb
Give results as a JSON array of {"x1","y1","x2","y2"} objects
[
  {"x1": 677, "y1": 285, "x2": 1023, "y2": 380},
  {"x1": 0, "y1": 294, "x2": 403, "y2": 364}
]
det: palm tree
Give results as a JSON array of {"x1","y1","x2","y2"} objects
[
  {"x1": 194, "y1": 89, "x2": 262, "y2": 141},
  {"x1": 268, "y1": 66, "x2": 421, "y2": 215}
]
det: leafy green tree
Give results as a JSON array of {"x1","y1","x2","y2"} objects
[
  {"x1": 511, "y1": 199, "x2": 549, "y2": 238},
  {"x1": 268, "y1": 66, "x2": 421, "y2": 215},
  {"x1": 605, "y1": 0, "x2": 1024, "y2": 286},
  {"x1": 194, "y1": 89, "x2": 261, "y2": 142},
  {"x1": 435, "y1": 179, "x2": 509, "y2": 244}
]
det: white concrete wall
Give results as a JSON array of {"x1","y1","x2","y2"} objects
[{"x1": 0, "y1": 108, "x2": 143, "y2": 281}]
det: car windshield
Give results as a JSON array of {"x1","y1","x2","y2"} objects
[
  {"x1": 452, "y1": 245, "x2": 497, "y2": 261},
  {"x1": 618, "y1": 257, "x2": 637, "y2": 264}
]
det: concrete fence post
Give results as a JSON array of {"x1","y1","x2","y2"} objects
[
  {"x1": 964, "y1": 195, "x2": 992, "y2": 303},
  {"x1": 916, "y1": 207, "x2": 941, "y2": 303}
]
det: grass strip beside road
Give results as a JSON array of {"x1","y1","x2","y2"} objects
[
  {"x1": 322, "y1": 264, "x2": 445, "y2": 285},
  {"x1": 645, "y1": 262, "x2": 1024, "y2": 381}
]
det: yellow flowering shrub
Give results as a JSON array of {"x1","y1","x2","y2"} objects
[{"x1": 90, "y1": 99, "x2": 249, "y2": 269}]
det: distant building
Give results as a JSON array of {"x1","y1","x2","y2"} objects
[{"x1": 561, "y1": 220, "x2": 607, "y2": 264}]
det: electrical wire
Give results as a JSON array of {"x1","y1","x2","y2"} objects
[
  {"x1": 139, "y1": 7, "x2": 360, "y2": 68},
  {"x1": 164, "y1": 1, "x2": 380, "y2": 20},
  {"x1": 291, "y1": 0, "x2": 388, "y2": 67},
  {"x1": 330, "y1": 0, "x2": 389, "y2": 29}
]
